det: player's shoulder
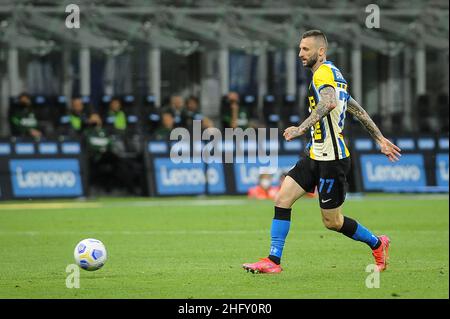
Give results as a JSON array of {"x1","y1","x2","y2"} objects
[
  {"x1": 314, "y1": 62, "x2": 333, "y2": 77},
  {"x1": 313, "y1": 62, "x2": 337, "y2": 89},
  {"x1": 314, "y1": 61, "x2": 347, "y2": 85}
]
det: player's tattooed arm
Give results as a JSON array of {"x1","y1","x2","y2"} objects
[
  {"x1": 346, "y1": 97, "x2": 383, "y2": 142},
  {"x1": 283, "y1": 86, "x2": 336, "y2": 141},
  {"x1": 347, "y1": 96, "x2": 402, "y2": 162}
]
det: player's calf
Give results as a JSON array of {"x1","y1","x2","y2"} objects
[{"x1": 321, "y1": 210, "x2": 344, "y2": 231}]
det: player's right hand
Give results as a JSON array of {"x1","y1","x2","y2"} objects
[{"x1": 378, "y1": 137, "x2": 402, "y2": 162}]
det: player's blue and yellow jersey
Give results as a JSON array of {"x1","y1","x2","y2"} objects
[{"x1": 306, "y1": 61, "x2": 350, "y2": 161}]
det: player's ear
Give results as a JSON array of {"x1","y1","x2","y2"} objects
[{"x1": 319, "y1": 46, "x2": 326, "y2": 56}]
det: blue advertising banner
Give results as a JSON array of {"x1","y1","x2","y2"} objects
[
  {"x1": 153, "y1": 158, "x2": 226, "y2": 195},
  {"x1": 233, "y1": 155, "x2": 298, "y2": 193},
  {"x1": 360, "y1": 154, "x2": 427, "y2": 191},
  {"x1": 0, "y1": 143, "x2": 11, "y2": 155},
  {"x1": 9, "y1": 159, "x2": 83, "y2": 197},
  {"x1": 436, "y1": 153, "x2": 449, "y2": 187},
  {"x1": 61, "y1": 142, "x2": 81, "y2": 154},
  {"x1": 38, "y1": 143, "x2": 58, "y2": 155},
  {"x1": 15, "y1": 143, "x2": 34, "y2": 155}
]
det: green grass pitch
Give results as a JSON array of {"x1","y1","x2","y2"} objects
[{"x1": 0, "y1": 194, "x2": 448, "y2": 299}]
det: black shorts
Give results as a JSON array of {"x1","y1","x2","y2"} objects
[{"x1": 287, "y1": 156, "x2": 351, "y2": 209}]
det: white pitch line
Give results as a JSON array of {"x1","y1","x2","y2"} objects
[
  {"x1": 0, "y1": 195, "x2": 447, "y2": 211},
  {"x1": 0, "y1": 199, "x2": 254, "y2": 211},
  {"x1": 106, "y1": 199, "x2": 252, "y2": 207},
  {"x1": 100, "y1": 195, "x2": 449, "y2": 208},
  {"x1": 346, "y1": 194, "x2": 449, "y2": 201},
  {"x1": 0, "y1": 229, "x2": 447, "y2": 236}
]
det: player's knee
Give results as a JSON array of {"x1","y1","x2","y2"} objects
[
  {"x1": 322, "y1": 216, "x2": 341, "y2": 231},
  {"x1": 274, "y1": 192, "x2": 293, "y2": 209}
]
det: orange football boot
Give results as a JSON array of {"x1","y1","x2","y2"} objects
[
  {"x1": 242, "y1": 257, "x2": 283, "y2": 274},
  {"x1": 372, "y1": 235, "x2": 390, "y2": 271}
]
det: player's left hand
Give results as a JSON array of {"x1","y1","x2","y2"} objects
[
  {"x1": 378, "y1": 137, "x2": 402, "y2": 162},
  {"x1": 283, "y1": 126, "x2": 304, "y2": 141}
]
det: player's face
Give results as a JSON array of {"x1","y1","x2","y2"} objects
[{"x1": 299, "y1": 37, "x2": 319, "y2": 69}]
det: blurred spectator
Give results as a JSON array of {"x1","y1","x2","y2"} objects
[
  {"x1": 164, "y1": 95, "x2": 185, "y2": 127},
  {"x1": 248, "y1": 172, "x2": 282, "y2": 200},
  {"x1": 83, "y1": 113, "x2": 111, "y2": 158},
  {"x1": 221, "y1": 91, "x2": 250, "y2": 129},
  {"x1": 202, "y1": 117, "x2": 216, "y2": 132},
  {"x1": 84, "y1": 113, "x2": 136, "y2": 194},
  {"x1": 182, "y1": 96, "x2": 204, "y2": 130},
  {"x1": 58, "y1": 97, "x2": 91, "y2": 137},
  {"x1": 151, "y1": 111, "x2": 175, "y2": 140},
  {"x1": 105, "y1": 97, "x2": 127, "y2": 133},
  {"x1": 9, "y1": 92, "x2": 43, "y2": 138}
]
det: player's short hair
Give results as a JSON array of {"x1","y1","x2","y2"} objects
[{"x1": 302, "y1": 30, "x2": 328, "y2": 49}]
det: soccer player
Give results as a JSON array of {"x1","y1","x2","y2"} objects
[{"x1": 243, "y1": 30, "x2": 401, "y2": 274}]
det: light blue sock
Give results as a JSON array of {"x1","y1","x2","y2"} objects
[
  {"x1": 352, "y1": 224, "x2": 380, "y2": 249},
  {"x1": 340, "y1": 216, "x2": 380, "y2": 249},
  {"x1": 268, "y1": 207, "x2": 292, "y2": 264}
]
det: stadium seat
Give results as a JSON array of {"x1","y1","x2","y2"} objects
[
  {"x1": 281, "y1": 94, "x2": 301, "y2": 127},
  {"x1": 143, "y1": 95, "x2": 161, "y2": 135},
  {"x1": 262, "y1": 94, "x2": 280, "y2": 128}
]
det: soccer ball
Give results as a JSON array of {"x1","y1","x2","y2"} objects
[{"x1": 74, "y1": 238, "x2": 107, "y2": 271}]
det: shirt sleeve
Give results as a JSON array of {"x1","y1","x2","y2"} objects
[{"x1": 313, "y1": 65, "x2": 336, "y2": 92}]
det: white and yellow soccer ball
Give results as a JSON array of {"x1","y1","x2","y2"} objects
[{"x1": 74, "y1": 238, "x2": 107, "y2": 271}]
